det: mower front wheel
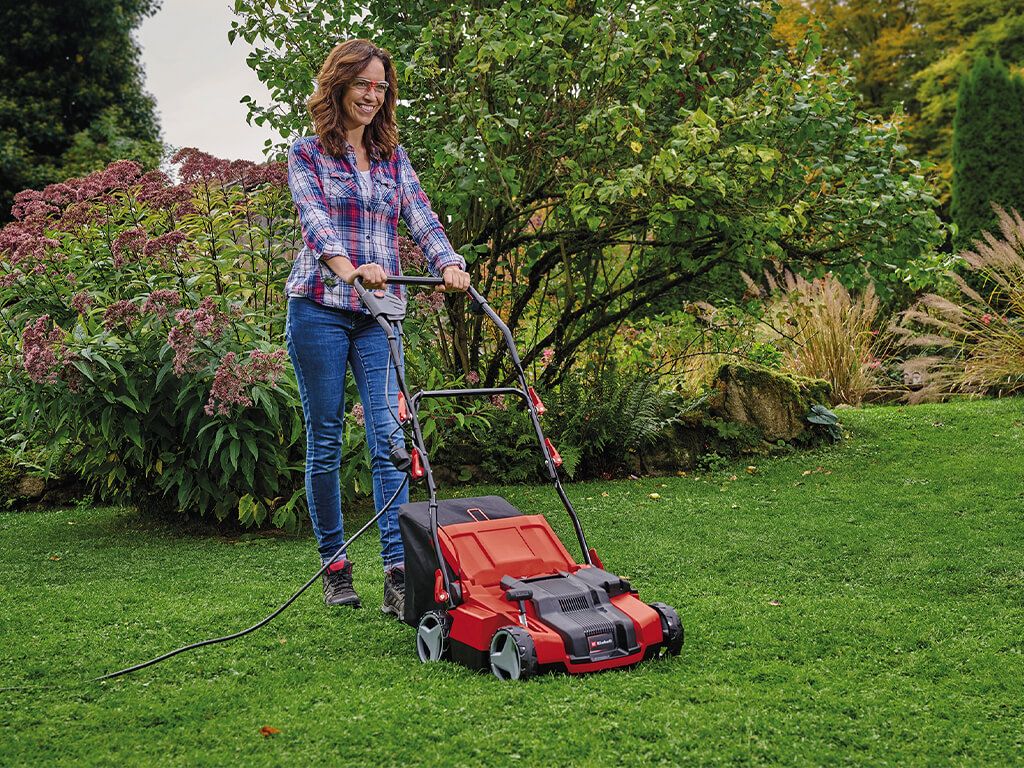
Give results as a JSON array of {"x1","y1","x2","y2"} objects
[
  {"x1": 649, "y1": 602, "x2": 684, "y2": 657},
  {"x1": 416, "y1": 611, "x2": 451, "y2": 662},
  {"x1": 488, "y1": 626, "x2": 537, "y2": 681}
]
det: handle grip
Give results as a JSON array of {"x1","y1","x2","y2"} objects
[
  {"x1": 353, "y1": 275, "x2": 487, "y2": 306},
  {"x1": 385, "y1": 275, "x2": 445, "y2": 287}
]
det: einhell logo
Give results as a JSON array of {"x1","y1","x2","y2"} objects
[{"x1": 589, "y1": 634, "x2": 614, "y2": 652}]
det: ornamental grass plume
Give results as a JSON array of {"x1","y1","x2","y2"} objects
[
  {"x1": 757, "y1": 270, "x2": 886, "y2": 405},
  {"x1": 892, "y1": 206, "x2": 1024, "y2": 400}
]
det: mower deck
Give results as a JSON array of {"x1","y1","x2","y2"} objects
[{"x1": 400, "y1": 496, "x2": 683, "y2": 679}]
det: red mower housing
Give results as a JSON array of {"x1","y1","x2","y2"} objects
[{"x1": 400, "y1": 496, "x2": 683, "y2": 679}]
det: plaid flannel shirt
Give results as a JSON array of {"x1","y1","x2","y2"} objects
[{"x1": 284, "y1": 135, "x2": 465, "y2": 312}]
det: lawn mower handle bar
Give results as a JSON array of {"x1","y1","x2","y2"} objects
[{"x1": 352, "y1": 275, "x2": 594, "y2": 598}]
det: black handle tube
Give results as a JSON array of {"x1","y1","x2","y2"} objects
[
  {"x1": 353, "y1": 275, "x2": 592, "y2": 570},
  {"x1": 355, "y1": 302, "x2": 456, "y2": 606},
  {"x1": 385, "y1": 275, "x2": 445, "y2": 287}
]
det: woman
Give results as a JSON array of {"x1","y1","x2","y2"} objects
[{"x1": 285, "y1": 39, "x2": 469, "y2": 615}]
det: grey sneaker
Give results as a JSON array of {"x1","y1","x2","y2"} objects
[
  {"x1": 381, "y1": 568, "x2": 405, "y2": 619},
  {"x1": 323, "y1": 561, "x2": 361, "y2": 607}
]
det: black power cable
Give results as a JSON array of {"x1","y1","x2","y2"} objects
[
  {"x1": 2, "y1": 477, "x2": 409, "y2": 692},
  {"x1": 5, "y1": 297, "x2": 419, "y2": 692}
]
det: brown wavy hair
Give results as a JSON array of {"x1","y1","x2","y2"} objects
[{"x1": 308, "y1": 39, "x2": 398, "y2": 160}]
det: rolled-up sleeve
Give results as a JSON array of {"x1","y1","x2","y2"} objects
[
  {"x1": 288, "y1": 140, "x2": 349, "y2": 260},
  {"x1": 396, "y1": 146, "x2": 465, "y2": 275}
]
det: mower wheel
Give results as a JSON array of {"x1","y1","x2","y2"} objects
[
  {"x1": 415, "y1": 611, "x2": 451, "y2": 662},
  {"x1": 649, "y1": 602, "x2": 684, "y2": 657},
  {"x1": 488, "y1": 626, "x2": 537, "y2": 681}
]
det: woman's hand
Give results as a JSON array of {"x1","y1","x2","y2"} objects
[
  {"x1": 440, "y1": 265, "x2": 470, "y2": 292},
  {"x1": 345, "y1": 262, "x2": 388, "y2": 289}
]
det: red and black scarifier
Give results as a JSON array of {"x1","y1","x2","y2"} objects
[{"x1": 353, "y1": 276, "x2": 683, "y2": 680}]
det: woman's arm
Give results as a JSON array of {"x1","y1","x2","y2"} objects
[
  {"x1": 396, "y1": 146, "x2": 467, "y2": 280},
  {"x1": 287, "y1": 139, "x2": 350, "y2": 260}
]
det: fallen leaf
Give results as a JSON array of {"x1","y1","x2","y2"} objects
[
  {"x1": 648, "y1": 493, "x2": 661, "y2": 500},
  {"x1": 49, "y1": 556, "x2": 61, "y2": 561},
  {"x1": 728, "y1": 474, "x2": 738, "y2": 481},
  {"x1": 745, "y1": 466, "x2": 757, "y2": 474},
  {"x1": 802, "y1": 470, "x2": 813, "y2": 476},
  {"x1": 260, "y1": 726, "x2": 281, "y2": 738}
]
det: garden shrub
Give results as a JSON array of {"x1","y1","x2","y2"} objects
[
  {"x1": 610, "y1": 277, "x2": 890, "y2": 407},
  {"x1": 233, "y1": 0, "x2": 945, "y2": 387},
  {"x1": 434, "y1": 363, "x2": 685, "y2": 482},
  {"x1": 0, "y1": 155, "x2": 314, "y2": 526},
  {"x1": 759, "y1": 271, "x2": 892, "y2": 405},
  {"x1": 0, "y1": 155, "x2": 495, "y2": 527},
  {"x1": 893, "y1": 206, "x2": 1024, "y2": 400}
]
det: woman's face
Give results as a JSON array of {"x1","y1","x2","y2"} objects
[{"x1": 340, "y1": 57, "x2": 387, "y2": 132}]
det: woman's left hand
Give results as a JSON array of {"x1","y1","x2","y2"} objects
[{"x1": 440, "y1": 265, "x2": 470, "y2": 292}]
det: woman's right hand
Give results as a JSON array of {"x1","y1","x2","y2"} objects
[{"x1": 346, "y1": 262, "x2": 388, "y2": 289}]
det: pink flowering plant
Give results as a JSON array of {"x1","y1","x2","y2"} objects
[{"x1": 0, "y1": 153, "x2": 322, "y2": 527}]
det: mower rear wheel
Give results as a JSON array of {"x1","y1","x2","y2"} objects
[
  {"x1": 415, "y1": 611, "x2": 451, "y2": 662},
  {"x1": 649, "y1": 602, "x2": 684, "y2": 657},
  {"x1": 488, "y1": 626, "x2": 537, "y2": 681}
]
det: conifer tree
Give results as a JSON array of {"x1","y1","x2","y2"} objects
[{"x1": 951, "y1": 55, "x2": 1024, "y2": 250}]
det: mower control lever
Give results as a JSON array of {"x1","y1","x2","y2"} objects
[{"x1": 501, "y1": 577, "x2": 534, "y2": 628}]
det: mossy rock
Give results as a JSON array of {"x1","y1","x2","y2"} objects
[
  {"x1": 0, "y1": 456, "x2": 88, "y2": 511},
  {"x1": 711, "y1": 363, "x2": 832, "y2": 443}
]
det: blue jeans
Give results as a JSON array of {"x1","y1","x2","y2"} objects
[{"x1": 286, "y1": 297, "x2": 407, "y2": 570}]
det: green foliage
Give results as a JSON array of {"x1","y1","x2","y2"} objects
[
  {"x1": 806, "y1": 403, "x2": 842, "y2": 442},
  {"x1": 909, "y1": 1, "x2": 1024, "y2": 204},
  {"x1": 694, "y1": 450, "x2": 729, "y2": 473},
  {"x1": 231, "y1": 0, "x2": 944, "y2": 383},
  {"x1": 893, "y1": 207, "x2": 1024, "y2": 400},
  {"x1": 1, "y1": 156, "x2": 498, "y2": 528},
  {"x1": 775, "y1": 0, "x2": 1024, "y2": 207},
  {"x1": 435, "y1": 364, "x2": 683, "y2": 482},
  {"x1": 0, "y1": 1, "x2": 164, "y2": 221},
  {"x1": 748, "y1": 341, "x2": 785, "y2": 370},
  {"x1": 545, "y1": 365, "x2": 682, "y2": 479},
  {"x1": 0, "y1": 156, "x2": 313, "y2": 527},
  {"x1": 951, "y1": 55, "x2": 1024, "y2": 250}
]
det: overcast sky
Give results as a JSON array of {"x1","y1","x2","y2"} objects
[{"x1": 137, "y1": 0, "x2": 280, "y2": 162}]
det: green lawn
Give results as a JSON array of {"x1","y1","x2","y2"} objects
[{"x1": 2, "y1": 398, "x2": 1023, "y2": 766}]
